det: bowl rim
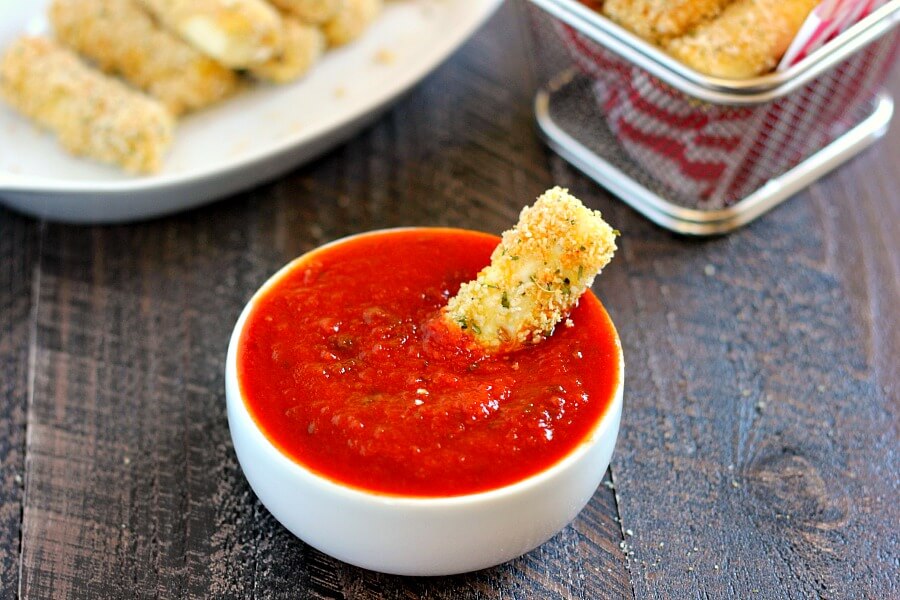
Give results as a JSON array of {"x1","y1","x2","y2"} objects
[{"x1": 226, "y1": 226, "x2": 624, "y2": 507}]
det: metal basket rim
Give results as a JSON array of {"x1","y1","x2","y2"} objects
[{"x1": 528, "y1": 0, "x2": 900, "y2": 105}]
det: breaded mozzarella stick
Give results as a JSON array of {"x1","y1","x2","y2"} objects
[
  {"x1": 269, "y1": 0, "x2": 343, "y2": 25},
  {"x1": 50, "y1": 0, "x2": 239, "y2": 116},
  {"x1": 603, "y1": 0, "x2": 734, "y2": 40},
  {"x1": 137, "y1": 0, "x2": 284, "y2": 68},
  {"x1": 250, "y1": 17, "x2": 325, "y2": 83},
  {"x1": 0, "y1": 37, "x2": 174, "y2": 174},
  {"x1": 323, "y1": 0, "x2": 382, "y2": 47},
  {"x1": 666, "y1": 0, "x2": 819, "y2": 77},
  {"x1": 444, "y1": 187, "x2": 618, "y2": 352}
]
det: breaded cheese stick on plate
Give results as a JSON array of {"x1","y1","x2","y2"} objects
[
  {"x1": 666, "y1": 0, "x2": 820, "y2": 77},
  {"x1": 603, "y1": 0, "x2": 734, "y2": 40},
  {"x1": 0, "y1": 37, "x2": 174, "y2": 174},
  {"x1": 250, "y1": 17, "x2": 325, "y2": 83},
  {"x1": 269, "y1": 0, "x2": 343, "y2": 25},
  {"x1": 137, "y1": 0, "x2": 284, "y2": 68},
  {"x1": 50, "y1": 0, "x2": 239, "y2": 116},
  {"x1": 444, "y1": 187, "x2": 618, "y2": 352},
  {"x1": 323, "y1": 0, "x2": 382, "y2": 47}
]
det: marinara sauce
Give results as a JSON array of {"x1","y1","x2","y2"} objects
[{"x1": 238, "y1": 229, "x2": 621, "y2": 497}]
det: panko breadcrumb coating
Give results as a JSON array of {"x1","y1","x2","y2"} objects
[
  {"x1": 269, "y1": 0, "x2": 343, "y2": 25},
  {"x1": 665, "y1": 0, "x2": 819, "y2": 77},
  {"x1": 444, "y1": 187, "x2": 618, "y2": 352},
  {"x1": 604, "y1": 0, "x2": 734, "y2": 40},
  {"x1": 0, "y1": 37, "x2": 174, "y2": 174},
  {"x1": 137, "y1": 0, "x2": 284, "y2": 68},
  {"x1": 250, "y1": 17, "x2": 325, "y2": 83},
  {"x1": 50, "y1": 0, "x2": 239, "y2": 116},
  {"x1": 323, "y1": 0, "x2": 382, "y2": 47}
]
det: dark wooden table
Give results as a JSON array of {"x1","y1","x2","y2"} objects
[{"x1": 1, "y1": 3, "x2": 898, "y2": 598}]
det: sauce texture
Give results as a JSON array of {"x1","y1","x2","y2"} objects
[{"x1": 238, "y1": 229, "x2": 621, "y2": 497}]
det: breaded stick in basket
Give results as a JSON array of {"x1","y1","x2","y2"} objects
[
  {"x1": 250, "y1": 17, "x2": 325, "y2": 83},
  {"x1": 443, "y1": 187, "x2": 618, "y2": 353},
  {"x1": 269, "y1": 0, "x2": 343, "y2": 25},
  {"x1": 323, "y1": 0, "x2": 382, "y2": 47},
  {"x1": 0, "y1": 37, "x2": 174, "y2": 174},
  {"x1": 50, "y1": 0, "x2": 239, "y2": 116},
  {"x1": 137, "y1": 0, "x2": 284, "y2": 68},
  {"x1": 604, "y1": 0, "x2": 734, "y2": 40},
  {"x1": 666, "y1": 0, "x2": 820, "y2": 77}
]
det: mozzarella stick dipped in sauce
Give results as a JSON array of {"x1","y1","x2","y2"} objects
[
  {"x1": 665, "y1": 0, "x2": 819, "y2": 77},
  {"x1": 604, "y1": 0, "x2": 734, "y2": 41},
  {"x1": 250, "y1": 16, "x2": 326, "y2": 84},
  {"x1": 269, "y1": 0, "x2": 343, "y2": 25},
  {"x1": 137, "y1": 0, "x2": 284, "y2": 68},
  {"x1": 442, "y1": 187, "x2": 618, "y2": 353},
  {"x1": 50, "y1": 0, "x2": 239, "y2": 116},
  {"x1": 323, "y1": 0, "x2": 382, "y2": 47},
  {"x1": 0, "y1": 37, "x2": 174, "y2": 174}
]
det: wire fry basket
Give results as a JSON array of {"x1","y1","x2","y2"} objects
[{"x1": 525, "y1": 0, "x2": 900, "y2": 234}]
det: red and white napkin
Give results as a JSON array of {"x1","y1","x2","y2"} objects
[{"x1": 778, "y1": 0, "x2": 890, "y2": 69}]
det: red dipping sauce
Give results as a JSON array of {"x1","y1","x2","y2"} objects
[{"x1": 238, "y1": 229, "x2": 621, "y2": 497}]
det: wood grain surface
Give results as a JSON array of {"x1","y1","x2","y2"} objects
[
  {"x1": 0, "y1": 213, "x2": 36, "y2": 598},
  {"x1": 0, "y1": 2, "x2": 898, "y2": 598}
]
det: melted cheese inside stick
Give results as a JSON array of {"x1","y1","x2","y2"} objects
[
  {"x1": 50, "y1": 0, "x2": 239, "y2": 116},
  {"x1": 137, "y1": 0, "x2": 284, "y2": 68},
  {"x1": 444, "y1": 187, "x2": 618, "y2": 352}
]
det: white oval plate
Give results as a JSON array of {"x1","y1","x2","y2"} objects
[{"x1": 0, "y1": 0, "x2": 502, "y2": 223}]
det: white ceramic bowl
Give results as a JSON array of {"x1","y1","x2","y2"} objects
[{"x1": 225, "y1": 230, "x2": 624, "y2": 576}]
